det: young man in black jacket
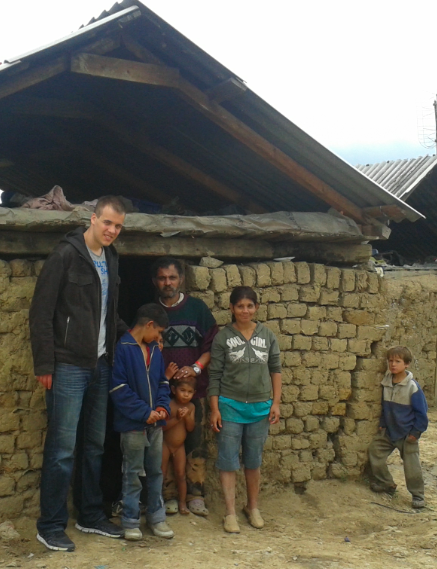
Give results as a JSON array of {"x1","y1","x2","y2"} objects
[{"x1": 29, "y1": 195, "x2": 127, "y2": 552}]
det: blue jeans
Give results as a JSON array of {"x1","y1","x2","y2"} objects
[
  {"x1": 120, "y1": 426, "x2": 165, "y2": 529},
  {"x1": 37, "y1": 358, "x2": 109, "y2": 535},
  {"x1": 216, "y1": 417, "x2": 270, "y2": 471}
]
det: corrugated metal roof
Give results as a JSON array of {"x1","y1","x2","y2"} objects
[
  {"x1": 356, "y1": 155, "x2": 437, "y2": 200},
  {"x1": 0, "y1": 1, "x2": 424, "y2": 223}
]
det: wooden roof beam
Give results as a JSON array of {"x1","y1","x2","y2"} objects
[
  {"x1": 70, "y1": 52, "x2": 367, "y2": 223},
  {"x1": 206, "y1": 78, "x2": 247, "y2": 104},
  {"x1": 362, "y1": 204, "x2": 412, "y2": 224}
]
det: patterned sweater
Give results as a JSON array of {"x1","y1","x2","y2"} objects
[{"x1": 161, "y1": 295, "x2": 218, "y2": 398}]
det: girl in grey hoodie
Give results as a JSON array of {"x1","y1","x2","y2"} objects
[{"x1": 208, "y1": 286, "x2": 282, "y2": 534}]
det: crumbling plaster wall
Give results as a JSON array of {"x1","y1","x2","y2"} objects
[{"x1": 1, "y1": 256, "x2": 437, "y2": 521}]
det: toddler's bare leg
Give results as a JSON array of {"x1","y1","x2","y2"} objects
[
  {"x1": 161, "y1": 442, "x2": 171, "y2": 480},
  {"x1": 173, "y1": 445, "x2": 189, "y2": 514}
]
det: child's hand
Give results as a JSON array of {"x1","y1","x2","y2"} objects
[
  {"x1": 210, "y1": 409, "x2": 222, "y2": 433},
  {"x1": 177, "y1": 407, "x2": 188, "y2": 419},
  {"x1": 406, "y1": 434, "x2": 417, "y2": 443},
  {"x1": 269, "y1": 402, "x2": 280, "y2": 424},
  {"x1": 166, "y1": 362, "x2": 179, "y2": 379},
  {"x1": 146, "y1": 410, "x2": 160, "y2": 424}
]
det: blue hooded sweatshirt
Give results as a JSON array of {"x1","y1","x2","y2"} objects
[
  {"x1": 379, "y1": 370, "x2": 428, "y2": 441},
  {"x1": 110, "y1": 331, "x2": 170, "y2": 432}
]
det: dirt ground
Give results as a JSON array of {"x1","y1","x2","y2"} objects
[{"x1": 3, "y1": 410, "x2": 437, "y2": 569}]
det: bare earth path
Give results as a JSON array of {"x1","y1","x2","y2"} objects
[{"x1": 4, "y1": 409, "x2": 437, "y2": 569}]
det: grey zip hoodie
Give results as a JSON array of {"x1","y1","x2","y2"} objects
[{"x1": 208, "y1": 322, "x2": 281, "y2": 403}]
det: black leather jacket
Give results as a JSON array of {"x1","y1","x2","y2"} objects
[{"x1": 29, "y1": 227, "x2": 127, "y2": 375}]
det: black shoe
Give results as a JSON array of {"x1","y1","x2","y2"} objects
[
  {"x1": 75, "y1": 519, "x2": 124, "y2": 538},
  {"x1": 37, "y1": 531, "x2": 75, "y2": 552}
]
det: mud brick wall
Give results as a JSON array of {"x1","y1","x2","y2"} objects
[{"x1": 1, "y1": 256, "x2": 437, "y2": 521}]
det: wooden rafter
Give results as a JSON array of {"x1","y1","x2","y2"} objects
[{"x1": 69, "y1": 52, "x2": 367, "y2": 223}]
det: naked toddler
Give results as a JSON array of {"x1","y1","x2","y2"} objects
[{"x1": 162, "y1": 377, "x2": 196, "y2": 515}]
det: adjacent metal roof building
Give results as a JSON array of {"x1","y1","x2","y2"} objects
[{"x1": 0, "y1": 1, "x2": 423, "y2": 229}]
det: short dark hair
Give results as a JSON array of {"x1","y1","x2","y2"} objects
[
  {"x1": 230, "y1": 286, "x2": 258, "y2": 306},
  {"x1": 95, "y1": 195, "x2": 127, "y2": 217},
  {"x1": 171, "y1": 376, "x2": 196, "y2": 390},
  {"x1": 151, "y1": 257, "x2": 184, "y2": 279},
  {"x1": 134, "y1": 303, "x2": 169, "y2": 328},
  {"x1": 386, "y1": 346, "x2": 413, "y2": 364}
]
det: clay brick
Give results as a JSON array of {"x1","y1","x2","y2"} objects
[
  {"x1": 212, "y1": 310, "x2": 232, "y2": 326},
  {"x1": 0, "y1": 412, "x2": 20, "y2": 433},
  {"x1": 185, "y1": 265, "x2": 211, "y2": 291},
  {"x1": 347, "y1": 401, "x2": 371, "y2": 420},
  {"x1": 0, "y1": 259, "x2": 12, "y2": 277},
  {"x1": 301, "y1": 320, "x2": 319, "y2": 335},
  {"x1": 341, "y1": 270, "x2": 356, "y2": 292},
  {"x1": 249, "y1": 263, "x2": 271, "y2": 287},
  {"x1": 338, "y1": 323, "x2": 357, "y2": 339},
  {"x1": 305, "y1": 416, "x2": 319, "y2": 431},
  {"x1": 329, "y1": 338, "x2": 347, "y2": 352},
  {"x1": 355, "y1": 271, "x2": 368, "y2": 292},
  {"x1": 281, "y1": 284, "x2": 299, "y2": 301},
  {"x1": 343, "y1": 310, "x2": 375, "y2": 326},
  {"x1": 326, "y1": 267, "x2": 341, "y2": 289},
  {"x1": 16, "y1": 471, "x2": 40, "y2": 492},
  {"x1": 291, "y1": 437, "x2": 310, "y2": 450},
  {"x1": 299, "y1": 450, "x2": 313, "y2": 462},
  {"x1": 356, "y1": 325, "x2": 386, "y2": 341},
  {"x1": 367, "y1": 273, "x2": 379, "y2": 293},
  {"x1": 10, "y1": 259, "x2": 32, "y2": 277},
  {"x1": 341, "y1": 451, "x2": 358, "y2": 467},
  {"x1": 339, "y1": 354, "x2": 357, "y2": 371},
  {"x1": 309, "y1": 431, "x2": 328, "y2": 449},
  {"x1": 319, "y1": 289, "x2": 340, "y2": 305},
  {"x1": 3, "y1": 277, "x2": 37, "y2": 311},
  {"x1": 273, "y1": 435, "x2": 292, "y2": 450},
  {"x1": 318, "y1": 321, "x2": 338, "y2": 337},
  {"x1": 310, "y1": 369, "x2": 329, "y2": 385},
  {"x1": 348, "y1": 339, "x2": 370, "y2": 355},
  {"x1": 256, "y1": 305, "x2": 267, "y2": 321},
  {"x1": 277, "y1": 335, "x2": 292, "y2": 350},
  {"x1": 263, "y1": 320, "x2": 281, "y2": 336},
  {"x1": 322, "y1": 417, "x2": 340, "y2": 433},
  {"x1": 282, "y1": 261, "x2": 297, "y2": 283},
  {"x1": 0, "y1": 476, "x2": 15, "y2": 497},
  {"x1": 312, "y1": 336, "x2": 329, "y2": 351},
  {"x1": 262, "y1": 289, "x2": 281, "y2": 303},
  {"x1": 355, "y1": 420, "x2": 379, "y2": 437},
  {"x1": 283, "y1": 352, "x2": 301, "y2": 368},
  {"x1": 355, "y1": 358, "x2": 386, "y2": 372},
  {"x1": 190, "y1": 290, "x2": 215, "y2": 309},
  {"x1": 238, "y1": 266, "x2": 256, "y2": 287},
  {"x1": 286, "y1": 418, "x2": 304, "y2": 434},
  {"x1": 312, "y1": 401, "x2": 329, "y2": 414},
  {"x1": 30, "y1": 453, "x2": 44, "y2": 469},
  {"x1": 225, "y1": 265, "x2": 242, "y2": 288},
  {"x1": 295, "y1": 262, "x2": 311, "y2": 284},
  {"x1": 326, "y1": 306, "x2": 343, "y2": 322},
  {"x1": 342, "y1": 417, "x2": 356, "y2": 435},
  {"x1": 293, "y1": 335, "x2": 312, "y2": 351},
  {"x1": 332, "y1": 370, "x2": 352, "y2": 389},
  {"x1": 299, "y1": 385, "x2": 319, "y2": 401},
  {"x1": 280, "y1": 404, "x2": 294, "y2": 418},
  {"x1": 330, "y1": 402, "x2": 347, "y2": 415},
  {"x1": 306, "y1": 306, "x2": 326, "y2": 320},
  {"x1": 17, "y1": 431, "x2": 42, "y2": 449},
  {"x1": 282, "y1": 385, "x2": 299, "y2": 403},
  {"x1": 311, "y1": 465, "x2": 328, "y2": 480},
  {"x1": 269, "y1": 419, "x2": 285, "y2": 435},
  {"x1": 299, "y1": 285, "x2": 321, "y2": 303},
  {"x1": 281, "y1": 452, "x2": 300, "y2": 469},
  {"x1": 287, "y1": 303, "x2": 307, "y2": 317},
  {"x1": 291, "y1": 464, "x2": 311, "y2": 482},
  {"x1": 322, "y1": 353, "x2": 340, "y2": 369},
  {"x1": 268, "y1": 304, "x2": 287, "y2": 319},
  {"x1": 301, "y1": 352, "x2": 320, "y2": 367},
  {"x1": 293, "y1": 401, "x2": 313, "y2": 417},
  {"x1": 293, "y1": 367, "x2": 312, "y2": 385},
  {"x1": 209, "y1": 268, "x2": 227, "y2": 292},
  {"x1": 267, "y1": 262, "x2": 284, "y2": 285},
  {"x1": 341, "y1": 293, "x2": 360, "y2": 308},
  {"x1": 0, "y1": 495, "x2": 24, "y2": 517},
  {"x1": 0, "y1": 435, "x2": 15, "y2": 454},
  {"x1": 281, "y1": 318, "x2": 301, "y2": 335},
  {"x1": 310, "y1": 264, "x2": 327, "y2": 286},
  {"x1": 3, "y1": 452, "x2": 29, "y2": 471},
  {"x1": 360, "y1": 294, "x2": 382, "y2": 309}
]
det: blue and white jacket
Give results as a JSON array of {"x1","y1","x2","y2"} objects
[
  {"x1": 379, "y1": 371, "x2": 428, "y2": 441},
  {"x1": 110, "y1": 331, "x2": 170, "y2": 432}
]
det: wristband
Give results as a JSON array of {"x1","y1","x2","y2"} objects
[{"x1": 194, "y1": 360, "x2": 204, "y2": 370}]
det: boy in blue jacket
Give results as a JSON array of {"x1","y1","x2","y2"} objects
[
  {"x1": 110, "y1": 304, "x2": 173, "y2": 541},
  {"x1": 368, "y1": 346, "x2": 428, "y2": 508}
]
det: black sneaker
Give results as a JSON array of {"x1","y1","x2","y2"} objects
[
  {"x1": 75, "y1": 519, "x2": 124, "y2": 538},
  {"x1": 37, "y1": 531, "x2": 75, "y2": 552}
]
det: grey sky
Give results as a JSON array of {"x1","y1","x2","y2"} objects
[{"x1": 1, "y1": 0, "x2": 436, "y2": 166}]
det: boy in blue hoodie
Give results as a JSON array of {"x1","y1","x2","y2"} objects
[
  {"x1": 110, "y1": 304, "x2": 173, "y2": 541},
  {"x1": 368, "y1": 346, "x2": 428, "y2": 508}
]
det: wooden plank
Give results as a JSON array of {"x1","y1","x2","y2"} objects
[
  {"x1": 0, "y1": 231, "x2": 274, "y2": 259},
  {"x1": 121, "y1": 33, "x2": 164, "y2": 65},
  {"x1": 359, "y1": 224, "x2": 391, "y2": 240},
  {"x1": 362, "y1": 205, "x2": 408, "y2": 223},
  {"x1": 274, "y1": 242, "x2": 372, "y2": 264},
  {"x1": 0, "y1": 56, "x2": 68, "y2": 101},
  {"x1": 74, "y1": 35, "x2": 121, "y2": 56},
  {"x1": 206, "y1": 78, "x2": 247, "y2": 104},
  {"x1": 7, "y1": 96, "x2": 94, "y2": 119},
  {"x1": 71, "y1": 53, "x2": 179, "y2": 87}
]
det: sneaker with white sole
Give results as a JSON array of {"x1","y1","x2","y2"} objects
[
  {"x1": 148, "y1": 521, "x2": 174, "y2": 539},
  {"x1": 37, "y1": 531, "x2": 75, "y2": 552},
  {"x1": 124, "y1": 527, "x2": 142, "y2": 541},
  {"x1": 75, "y1": 519, "x2": 124, "y2": 538}
]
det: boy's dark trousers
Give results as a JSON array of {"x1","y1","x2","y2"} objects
[{"x1": 368, "y1": 429, "x2": 424, "y2": 499}]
